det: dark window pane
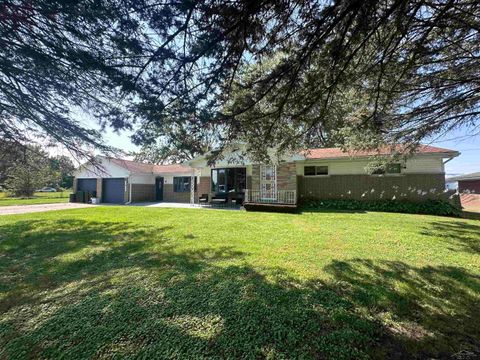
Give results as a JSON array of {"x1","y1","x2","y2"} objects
[
  {"x1": 235, "y1": 168, "x2": 246, "y2": 192},
  {"x1": 386, "y1": 163, "x2": 401, "y2": 174},
  {"x1": 304, "y1": 166, "x2": 316, "y2": 176},
  {"x1": 316, "y1": 166, "x2": 328, "y2": 175},
  {"x1": 174, "y1": 177, "x2": 195, "y2": 192},
  {"x1": 227, "y1": 168, "x2": 235, "y2": 192},
  {"x1": 212, "y1": 168, "x2": 246, "y2": 194}
]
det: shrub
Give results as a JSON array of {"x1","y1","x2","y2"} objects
[{"x1": 300, "y1": 198, "x2": 462, "y2": 217}]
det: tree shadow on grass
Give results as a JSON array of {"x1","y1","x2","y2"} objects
[
  {"x1": 324, "y1": 259, "x2": 480, "y2": 358},
  {"x1": 419, "y1": 220, "x2": 480, "y2": 254},
  {"x1": 0, "y1": 218, "x2": 378, "y2": 359},
  {"x1": 0, "y1": 219, "x2": 479, "y2": 359}
]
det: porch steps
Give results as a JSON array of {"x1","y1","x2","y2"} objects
[{"x1": 243, "y1": 202, "x2": 298, "y2": 213}]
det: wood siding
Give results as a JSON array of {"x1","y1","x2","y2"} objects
[{"x1": 459, "y1": 180, "x2": 480, "y2": 194}]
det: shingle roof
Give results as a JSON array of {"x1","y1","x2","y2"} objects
[
  {"x1": 108, "y1": 158, "x2": 191, "y2": 174},
  {"x1": 152, "y1": 164, "x2": 192, "y2": 174},
  {"x1": 303, "y1": 144, "x2": 457, "y2": 159}
]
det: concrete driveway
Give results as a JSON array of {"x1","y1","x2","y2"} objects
[{"x1": 0, "y1": 203, "x2": 94, "y2": 216}]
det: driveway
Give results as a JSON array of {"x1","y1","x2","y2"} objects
[
  {"x1": 460, "y1": 193, "x2": 480, "y2": 213},
  {"x1": 0, "y1": 203, "x2": 94, "y2": 216}
]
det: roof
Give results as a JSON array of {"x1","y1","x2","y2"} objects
[
  {"x1": 447, "y1": 172, "x2": 480, "y2": 182},
  {"x1": 303, "y1": 144, "x2": 458, "y2": 160},
  {"x1": 108, "y1": 158, "x2": 191, "y2": 175},
  {"x1": 152, "y1": 164, "x2": 191, "y2": 174}
]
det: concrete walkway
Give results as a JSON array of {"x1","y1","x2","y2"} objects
[
  {"x1": 130, "y1": 202, "x2": 241, "y2": 210},
  {"x1": 0, "y1": 203, "x2": 94, "y2": 216}
]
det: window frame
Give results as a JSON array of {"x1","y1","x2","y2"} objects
[
  {"x1": 173, "y1": 176, "x2": 197, "y2": 193},
  {"x1": 304, "y1": 165, "x2": 329, "y2": 177},
  {"x1": 211, "y1": 168, "x2": 247, "y2": 194},
  {"x1": 371, "y1": 162, "x2": 403, "y2": 176}
]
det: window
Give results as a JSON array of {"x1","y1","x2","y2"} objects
[
  {"x1": 211, "y1": 168, "x2": 246, "y2": 194},
  {"x1": 372, "y1": 163, "x2": 402, "y2": 175},
  {"x1": 304, "y1": 166, "x2": 329, "y2": 176},
  {"x1": 386, "y1": 163, "x2": 402, "y2": 174},
  {"x1": 173, "y1": 177, "x2": 196, "y2": 192}
]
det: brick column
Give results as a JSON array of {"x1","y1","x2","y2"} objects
[
  {"x1": 277, "y1": 162, "x2": 297, "y2": 191},
  {"x1": 96, "y1": 178, "x2": 102, "y2": 203},
  {"x1": 124, "y1": 178, "x2": 130, "y2": 203},
  {"x1": 197, "y1": 176, "x2": 211, "y2": 202}
]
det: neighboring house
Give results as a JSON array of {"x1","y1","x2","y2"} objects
[
  {"x1": 73, "y1": 145, "x2": 459, "y2": 206},
  {"x1": 447, "y1": 172, "x2": 480, "y2": 194}
]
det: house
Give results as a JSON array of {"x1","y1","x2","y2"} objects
[
  {"x1": 447, "y1": 172, "x2": 480, "y2": 194},
  {"x1": 73, "y1": 145, "x2": 459, "y2": 207}
]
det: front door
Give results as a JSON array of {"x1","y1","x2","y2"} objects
[
  {"x1": 260, "y1": 165, "x2": 277, "y2": 200},
  {"x1": 155, "y1": 177, "x2": 164, "y2": 201}
]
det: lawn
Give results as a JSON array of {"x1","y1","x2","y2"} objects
[
  {"x1": 0, "y1": 207, "x2": 478, "y2": 359},
  {"x1": 0, "y1": 192, "x2": 70, "y2": 206}
]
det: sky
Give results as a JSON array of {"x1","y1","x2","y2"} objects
[
  {"x1": 100, "y1": 124, "x2": 480, "y2": 177},
  {"x1": 428, "y1": 127, "x2": 480, "y2": 176}
]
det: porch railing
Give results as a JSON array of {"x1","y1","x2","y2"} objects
[{"x1": 245, "y1": 189, "x2": 297, "y2": 205}]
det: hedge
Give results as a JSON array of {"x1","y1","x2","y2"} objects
[{"x1": 300, "y1": 198, "x2": 462, "y2": 217}]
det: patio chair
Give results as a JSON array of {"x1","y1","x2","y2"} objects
[
  {"x1": 199, "y1": 194, "x2": 209, "y2": 206},
  {"x1": 211, "y1": 196, "x2": 227, "y2": 207}
]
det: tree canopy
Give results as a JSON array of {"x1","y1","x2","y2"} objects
[{"x1": 1, "y1": 0, "x2": 479, "y2": 162}]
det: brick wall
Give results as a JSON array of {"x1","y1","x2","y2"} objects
[
  {"x1": 197, "y1": 176, "x2": 211, "y2": 201},
  {"x1": 96, "y1": 178, "x2": 102, "y2": 203},
  {"x1": 277, "y1": 162, "x2": 297, "y2": 191},
  {"x1": 246, "y1": 176, "x2": 252, "y2": 190},
  {"x1": 163, "y1": 184, "x2": 197, "y2": 203},
  {"x1": 298, "y1": 173, "x2": 447, "y2": 201},
  {"x1": 251, "y1": 165, "x2": 260, "y2": 190},
  {"x1": 124, "y1": 179, "x2": 129, "y2": 203},
  {"x1": 250, "y1": 163, "x2": 297, "y2": 191},
  {"x1": 131, "y1": 184, "x2": 155, "y2": 202}
]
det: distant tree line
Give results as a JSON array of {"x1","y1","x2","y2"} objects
[{"x1": 0, "y1": 141, "x2": 75, "y2": 197}]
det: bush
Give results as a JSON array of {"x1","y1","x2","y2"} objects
[{"x1": 300, "y1": 198, "x2": 462, "y2": 217}]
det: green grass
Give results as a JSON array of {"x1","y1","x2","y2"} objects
[
  {"x1": 0, "y1": 192, "x2": 70, "y2": 206},
  {"x1": 0, "y1": 207, "x2": 479, "y2": 359}
]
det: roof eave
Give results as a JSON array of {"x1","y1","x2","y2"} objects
[{"x1": 304, "y1": 151, "x2": 460, "y2": 161}]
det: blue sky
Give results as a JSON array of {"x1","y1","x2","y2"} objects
[
  {"x1": 103, "y1": 125, "x2": 480, "y2": 177},
  {"x1": 428, "y1": 127, "x2": 480, "y2": 176}
]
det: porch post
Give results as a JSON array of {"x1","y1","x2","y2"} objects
[{"x1": 190, "y1": 169, "x2": 195, "y2": 206}]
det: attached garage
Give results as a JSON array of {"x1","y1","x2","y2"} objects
[
  {"x1": 102, "y1": 178, "x2": 126, "y2": 204},
  {"x1": 74, "y1": 156, "x2": 192, "y2": 204},
  {"x1": 77, "y1": 178, "x2": 97, "y2": 193}
]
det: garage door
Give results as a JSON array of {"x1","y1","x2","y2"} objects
[
  {"x1": 102, "y1": 178, "x2": 126, "y2": 204},
  {"x1": 77, "y1": 179, "x2": 97, "y2": 193}
]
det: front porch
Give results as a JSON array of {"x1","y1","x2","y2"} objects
[
  {"x1": 243, "y1": 189, "x2": 297, "y2": 212},
  {"x1": 188, "y1": 162, "x2": 298, "y2": 211}
]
